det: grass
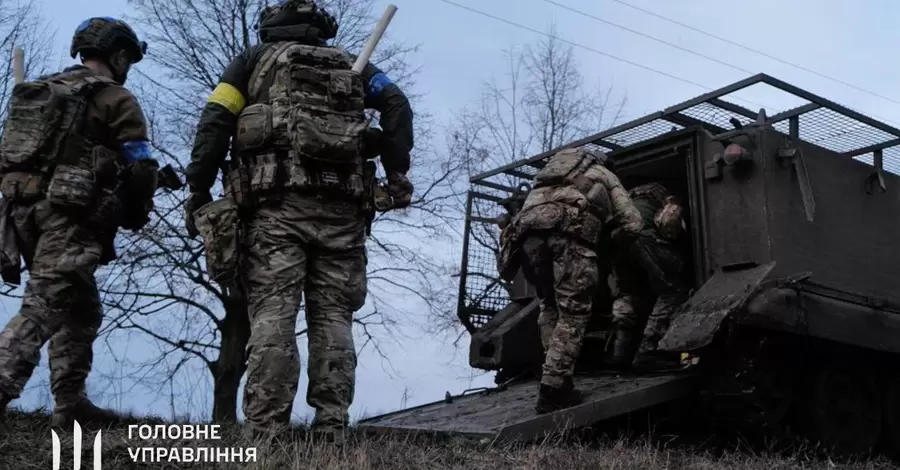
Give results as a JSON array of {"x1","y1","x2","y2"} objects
[{"x1": 1, "y1": 408, "x2": 898, "y2": 470}]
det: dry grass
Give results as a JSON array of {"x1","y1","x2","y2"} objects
[{"x1": 1, "y1": 408, "x2": 897, "y2": 470}]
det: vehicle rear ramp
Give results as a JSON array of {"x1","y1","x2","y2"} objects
[{"x1": 358, "y1": 373, "x2": 696, "y2": 442}]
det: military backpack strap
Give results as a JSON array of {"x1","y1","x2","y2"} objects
[{"x1": 248, "y1": 41, "x2": 294, "y2": 101}]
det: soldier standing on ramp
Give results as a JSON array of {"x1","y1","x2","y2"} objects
[
  {"x1": 0, "y1": 18, "x2": 159, "y2": 429},
  {"x1": 498, "y1": 148, "x2": 643, "y2": 413},
  {"x1": 608, "y1": 182, "x2": 690, "y2": 371},
  {"x1": 184, "y1": 0, "x2": 414, "y2": 441}
]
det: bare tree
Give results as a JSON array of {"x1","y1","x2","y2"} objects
[
  {"x1": 94, "y1": 0, "x2": 463, "y2": 423},
  {"x1": 442, "y1": 26, "x2": 628, "y2": 335}
]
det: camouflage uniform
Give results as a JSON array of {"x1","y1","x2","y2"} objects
[
  {"x1": 499, "y1": 147, "x2": 642, "y2": 411},
  {"x1": 185, "y1": 0, "x2": 413, "y2": 435},
  {"x1": 0, "y1": 17, "x2": 155, "y2": 427},
  {"x1": 609, "y1": 182, "x2": 689, "y2": 368}
]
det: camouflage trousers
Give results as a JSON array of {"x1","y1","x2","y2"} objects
[
  {"x1": 611, "y1": 232, "x2": 688, "y2": 355},
  {"x1": 519, "y1": 234, "x2": 599, "y2": 388},
  {"x1": 240, "y1": 191, "x2": 367, "y2": 431},
  {"x1": 0, "y1": 199, "x2": 108, "y2": 411}
]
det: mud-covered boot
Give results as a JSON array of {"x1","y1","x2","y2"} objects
[
  {"x1": 535, "y1": 377, "x2": 583, "y2": 414},
  {"x1": 51, "y1": 399, "x2": 121, "y2": 429}
]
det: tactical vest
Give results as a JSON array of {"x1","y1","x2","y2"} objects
[
  {"x1": 513, "y1": 148, "x2": 611, "y2": 245},
  {"x1": 0, "y1": 69, "x2": 121, "y2": 208},
  {"x1": 532, "y1": 148, "x2": 613, "y2": 219},
  {"x1": 231, "y1": 41, "x2": 369, "y2": 201}
]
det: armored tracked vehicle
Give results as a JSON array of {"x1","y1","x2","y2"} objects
[{"x1": 359, "y1": 74, "x2": 900, "y2": 455}]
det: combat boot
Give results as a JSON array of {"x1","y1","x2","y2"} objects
[
  {"x1": 535, "y1": 376, "x2": 583, "y2": 414},
  {"x1": 309, "y1": 424, "x2": 348, "y2": 447},
  {"x1": 50, "y1": 398, "x2": 121, "y2": 429},
  {"x1": 605, "y1": 328, "x2": 637, "y2": 371}
]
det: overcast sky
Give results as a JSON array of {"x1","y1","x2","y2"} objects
[{"x1": 5, "y1": 0, "x2": 900, "y2": 424}]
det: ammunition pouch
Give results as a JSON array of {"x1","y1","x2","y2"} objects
[
  {"x1": 515, "y1": 201, "x2": 602, "y2": 247},
  {"x1": 46, "y1": 164, "x2": 97, "y2": 209},
  {"x1": 249, "y1": 152, "x2": 282, "y2": 203},
  {"x1": 223, "y1": 159, "x2": 252, "y2": 210},
  {"x1": 193, "y1": 197, "x2": 240, "y2": 285},
  {"x1": 0, "y1": 197, "x2": 21, "y2": 285},
  {"x1": 0, "y1": 172, "x2": 45, "y2": 203},
  {"x1": 234, "y1": 104, "x2": 273, "y2": 154},
  {"x1": 241, "y1": 150, "x2": 366, "y2": 202}
]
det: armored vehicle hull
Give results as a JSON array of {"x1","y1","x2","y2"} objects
[{"x1": 359, "y1": 74, "x2": 900, "y2": 456}]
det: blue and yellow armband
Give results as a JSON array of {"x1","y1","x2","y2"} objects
[
  {"x1": 366, "y1": 72, "x2": 394, "y2": 100},
  {"x1": 122, "y1": 140, "x2": 153, "y2": 164}
]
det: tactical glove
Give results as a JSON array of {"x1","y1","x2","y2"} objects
[
  {"x1": 386, "y1": 172, "x2": 413, "y2": 209},
  {"x1": 185, "y1": 191, "x2": 212, "y2": 238}
]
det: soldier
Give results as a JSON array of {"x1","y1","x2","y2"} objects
[
  {"x1": 0, "y1": 18, "x2": 158, "y2": 428},
  {"x1": 497, "y1": 148, "x2": 643, "y2": 413},
  {"x1": 608, "y1": 182, "x2": 690, "y2": 371},
  {"x1": 183, "y1": 0, "x2": 413, "y2": 441}
]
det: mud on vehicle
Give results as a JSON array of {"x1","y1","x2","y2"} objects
[{"x1": 360, "y1": 74, "x2": 900, "y2": 457}]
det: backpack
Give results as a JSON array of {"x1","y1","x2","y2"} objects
[
  {"x1": 248, "y1": 41, "x2": 368, "y2": 165},
  {"x1": 0, "y1": 71, "x2": 114, "y2": 176}
]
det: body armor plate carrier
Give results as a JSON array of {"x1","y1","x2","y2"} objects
[{"x1": 232, "y1": 41, "x2": 369, "y2": 201}]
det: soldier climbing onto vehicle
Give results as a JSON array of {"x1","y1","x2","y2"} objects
[
  {"x1": 0, "y1": 17, "x2": 159, "y2": 430},
  {"x1": 183, "y1": 0, "x2": 413, "y2": 443},
  {"x1": 608, "y1": 182, "x2": 690, "y2": 372},
  {"x1": 497, "y1": 147, "x2": 643, "y2": 413}
]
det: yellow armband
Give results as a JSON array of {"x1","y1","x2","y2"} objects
[{"x1": 208, "y1": 82, "x2": 246, "y2": 115}]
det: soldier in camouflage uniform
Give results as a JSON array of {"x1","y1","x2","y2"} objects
[
  {"x1": 498, "y1": 148, "x2": 643, "y2": 413},
  {"x1": 608, "y1": 182, "x2": 689, "y2": 371},
  {"x1": 184, "y1": 0, "x2": 413, "y2": 440},
  {"x1": 0, "y1": 18, "x2": 158, "y2": 429}
]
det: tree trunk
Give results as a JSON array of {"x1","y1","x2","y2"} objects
[{"x1": 210, "y1": 299, "x2": 250, "y2": 423}]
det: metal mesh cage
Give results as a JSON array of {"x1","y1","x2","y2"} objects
[{"x1": 459, "y1": 73, "x2": 900, "y2": 329}]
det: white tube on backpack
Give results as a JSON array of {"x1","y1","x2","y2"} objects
[
  {"x1": 351, "y1": 4, "x2": 398, "y2": 73},
  {"x1": 13, "y1": 47, "x2": 24, "y2": 84}
]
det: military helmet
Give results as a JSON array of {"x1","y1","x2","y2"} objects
[
  {"x1": 70, "y1": 17, "x2": 147, "y2": 63},
  {"x1": 258, "y1": 0, "x2": 338, "y2": 40}
]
